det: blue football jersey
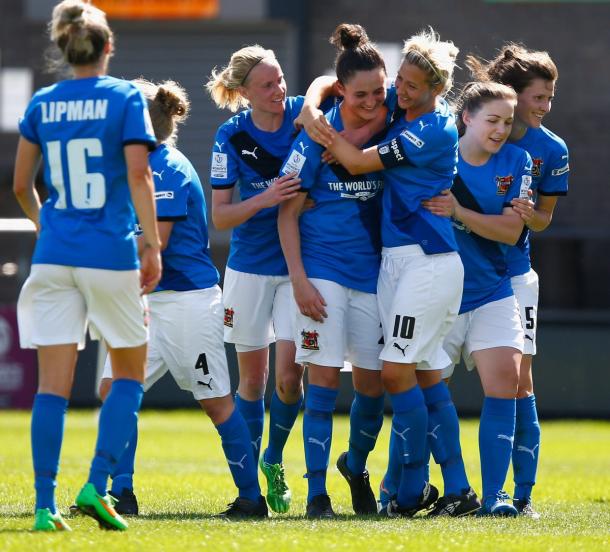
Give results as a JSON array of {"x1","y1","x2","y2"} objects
[
  {"x1": 149, "y1": 144, "x2": 219, "y2": 292},
  {"x1": 452, "y1": 144, "x2": 533, "y2": 314},
  {"x1": 280, "y1": 105, "x2": 384, "y2": 294},
  {"x1": 376, "y1": 95, "x2": 459, "y2": 254},
  {"x1": 507, "y1": 125, "x2": 569, "y2": 276},
  {"x1": 19, "y1": 75, "x2": 156, "y2": 270},
  {"x1": 209, "y1": 96, "x2": 306, "y2": 276}
]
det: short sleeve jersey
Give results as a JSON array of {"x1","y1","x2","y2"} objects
[
  {"x1": 507, "y1": 125, "x2": 569, "y2": 276},
  {"x1": 452, "y1": 144, "x2": 533, "y2": 314},
  {"x1": 376, "y1": 91, "x2": 459, "y2": 254},
  {"x1": 209, "y1": 96, "x2": 305, "y2": 276},
  {"x1": 148, "y1": 144, "x2": 219, "y2": 292},
  {"x1": 280, "y1": 105, "x2": 384, "y2": 294},
  {"x1": 19, "y1": 76, "x2": 156, "y2": 270}
]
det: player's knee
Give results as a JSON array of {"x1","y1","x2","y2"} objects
[
  {"x1": 276, "y1": 370, "x2": 304, "y2": 400},
  {"x1": 239, "y1": 372, "x2": 268, "y2": 396}
]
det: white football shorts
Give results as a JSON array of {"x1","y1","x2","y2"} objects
[
  {"x1": 222, "y1": 267, "x2": 293, "y2": 349},
  {"x1": 377, "y1": 245, "x2": 463, "y2": 371},
  {"x1": 18, "y1": 264, "x2": 147, "y2": 350},
  {"x1": 294, "y1": 278, "x2": 383, "y2": 370},
  {"x1": 102, "y1": 286, "x2": 230, "y2": 400},
  {"x1": 511, "y1": 268, "x2": 539, "y2": 356},
  {"x1": 441, "y1": 294, "x2": 525, "y2": 379}
]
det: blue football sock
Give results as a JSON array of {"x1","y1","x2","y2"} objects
[
  {"x1": 381, "y1": 429, "x2": 401, "y2": 499},
  {"x1": 513, "y1": 394, "x2": 541, "y2": 500},
  {"x1": 235, "y1": 394, "x2": 265, "y2": 462},
  {"x1": 389, "y1": 386, "x2": 428, "y2": 509},
  {"x1": 111, "y1": 424, "x2": 138, "y2": 495},
  {"x1": 88, "y1": 379, "x2": 143, "y2": 495},
  {"x1": 31, "y1": 393, "x2": 68, "y2": 514},
  {"x1": 346, "y1": 392, "x2": 384, "y2": 475},
  {"x1": 264, "y1": 390, "x2": 303, "y2": 465},
  {"x1": 216, "y1": 408, "x2": 261, "y2": 501},
  {"x1": 479, "y1": 396, "x2": 516, "y2": 499},
  {"x1": 303, "y1": 384, "x2": 338, "y2": 502},
  {"x1": 423, "y1": 382, "x2": 470, "y2": 495}
]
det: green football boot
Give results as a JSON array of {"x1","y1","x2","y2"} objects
[
  {"x1": 259, "y1": 454, "x2": 291, "y2": 513},
  {"x1": 75, "y1": 483, "x2": 128, "y2": 530},
  {"x1": 33, "y1": 508, "x2": 72, "y2": 531}
]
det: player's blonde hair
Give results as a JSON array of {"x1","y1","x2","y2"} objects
[
  {"x1": 205, "y1": 45, "x2": 278, "y2": 112},
  {"x1": 133, "y1": 79, "x2": 190, "y2": 147},
  {"x1": 402, "y1": 27, "x2": 459, "y2": 95},
  {"x1": 49, "y1": 0, "x2": 112, "y2": 67}
]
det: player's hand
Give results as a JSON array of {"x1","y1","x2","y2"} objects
[
  {"x1": 139, "y1": 244, "x2": 162, "y2": 295},
  {"x1": 299, "y1": 110, "x2": 334, "y2": 147},
  {"x1": 321, "y1": 149, "x2": 338, "y2": 165},
  {"x1": 292, "y1": 276, "x2": 327, "y2": 323},
  {"x1": 511, "y1": 197, "x2": 536, "y2": 225},
  {"x1": 259, "y1": 173, "x2": 302, "y2": 208},
  {"x1": 421, "y1": 189, "x2": 456, "y2": 217}
]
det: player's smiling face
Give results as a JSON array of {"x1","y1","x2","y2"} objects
[
  {"x1": 515, "y1": 78, "x2": 555, "y2": 129},
  {"x1": 394, "y1": 61, "x2": 440, "y2": 120},
  {"x1": 241, "y1": 60, "x2": 287, "y2": 115},
  {"x1": 463, "y1": 98, "x2": 516, "y2": 155},
  {"x1": 337, "y1": 67, "x2": 386, "y2": 123}
]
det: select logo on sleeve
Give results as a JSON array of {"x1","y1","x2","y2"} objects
[
  {"x1": 154, "y1": 191, "x2": 174, "y2": 200},
  {"x1": 211, "y1": 152, "x2": 228, "y2": 179}
]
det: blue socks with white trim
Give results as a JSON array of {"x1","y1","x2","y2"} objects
[
  {"x1": 235, "y1": 394, "x2": 265, "y2": 463},
  {"x1": 346, "y1": 391, "x2": 384, "y2": 474},
  {"x1": 31, "y1": 393, "x2": 68, "y2": 514},
  {"x1": 88, "y1": 379, "x2": 143, "y2": 495},
  {"x1": 264, "y1": 390, "x2": 303, "y2": 465},
  {"x1": 479, "y1": 396, "x2": 516, "y2": 499},
  {"x1": 513, "y1": 394, "x2": 541, "y2": 501},
  {"x1": 303, "y1": 384, "x2": 338, "y2": 502},
  {"x1": 216, "y1": 407, "x2": 261, "y2": 501}
]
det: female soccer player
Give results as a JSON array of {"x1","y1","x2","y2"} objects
[
  {"x1": 14, "y1": 0, "x2": 160, "y2": 531},
  {"x1": 423, "y1": 81, "x2": 532, "y2": 516},
  {"x1": 206, "y1": 46, "x2": 307, "y2": 514},
  {"x1": 98, "y1": 79, "x2": 266, "y2": 519},
  {"x1": 278, "y1": 23, "x2": 387, "y2": 519},
  {"x1": 311, "y1": 28, "x2": 475, "y2": 518},
  {"x1": 467, "y1": 45, "x2": 569, "y2": 518}
]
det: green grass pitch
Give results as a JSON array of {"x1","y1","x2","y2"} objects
[{"x1": 1, "y1": 410, "x2": 609, "y2": 551}]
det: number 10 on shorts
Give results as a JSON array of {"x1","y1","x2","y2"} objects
[{"x1": 392, "y1": 315, "x2": 415, "y2": 339}]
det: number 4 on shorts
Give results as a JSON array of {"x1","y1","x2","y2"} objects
[{"x1": 195, "y1": 353, "x2": 209, "y2": 375}]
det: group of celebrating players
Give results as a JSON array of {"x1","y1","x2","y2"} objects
[{"x1": 13, "y1": 0, "x2": 568, "y2": 531}]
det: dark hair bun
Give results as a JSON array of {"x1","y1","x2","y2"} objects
[{"x1": 330, "y1": 23, "x2": 368, "y2": 50}]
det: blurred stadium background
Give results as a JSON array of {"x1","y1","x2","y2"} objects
[{"x1": 0, "y1": 0, "x2": 608, "y2": 416}]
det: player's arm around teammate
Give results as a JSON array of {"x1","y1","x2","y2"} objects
[
  {"x1": 302, "y1": 28, "x2": 476, "y2": 518},
  {"x1": 14, "y1": 0, "x2": 160, "y2": 532},
  {"x1": 466, "y1": 45, "x2": 569, "y2": 517},
  {"x1": 424, "y1": 81, "x2": 532, "y2": 516}
]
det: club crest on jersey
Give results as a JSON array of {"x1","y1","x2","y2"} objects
[
  {"x1": 495, "y1": 175, "x2": 513, "y2": 195},
  {"x1": 532, "y1": 158, "x2": 543, "y2": 178},
  {"x1": 301, "y1": 329, "x2": 320, "y2": 351},
  {"x1": 224, "y1": 307, "x2": 235, "y2": 328}
]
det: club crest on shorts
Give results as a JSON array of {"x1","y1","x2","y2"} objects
[
  {"x1": 531, "y1": 157, "x2": 543, "y2": 178},
  {"x1": 224, "y1": 307, "x2": 235, "y2": 328},
  {"x1": 301, "y1": 329, "x2": 320, "y2": 351},
  {"x1": 495, "y1": 174, "x2": 513, "y2": 195}
]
